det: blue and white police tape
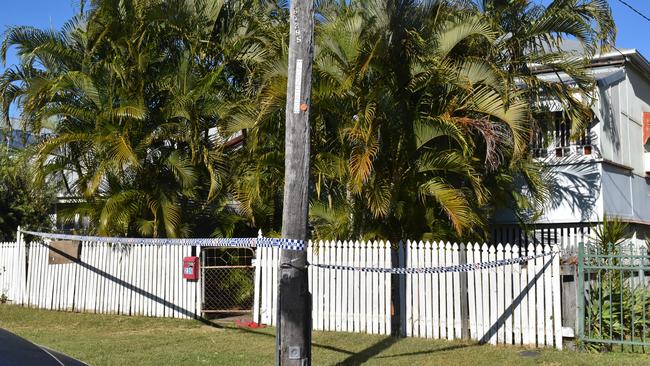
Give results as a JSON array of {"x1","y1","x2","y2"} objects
[
  {"x1": 19, "y1": 229, "x2": 306, "y2": 251},
  {"x1": 309, "y1": 251, "x2": 554, "y2": 274}
]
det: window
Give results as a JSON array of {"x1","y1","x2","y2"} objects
[
  {"x1": 531, "y1": 112, "x2": 592, "y2": 158},
  {"x1": 554, "y1": 113, "x2": 571, "y2": 157}
]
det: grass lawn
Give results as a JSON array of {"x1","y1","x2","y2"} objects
[{"x1": 1, "y1": 305, "x2": 650, "y2": 365}]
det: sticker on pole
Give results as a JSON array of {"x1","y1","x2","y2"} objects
[{"x1": 293, "y1": 59, "x2": 303, "y2": 114}]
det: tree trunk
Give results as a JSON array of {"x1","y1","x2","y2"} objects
[{"x1": 278, "y1": 0, "x2": 314, "y2": 365}]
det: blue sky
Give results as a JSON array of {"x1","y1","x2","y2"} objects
[{"x1": 1, "y1": 0, "x2": 649, "y2": 118}]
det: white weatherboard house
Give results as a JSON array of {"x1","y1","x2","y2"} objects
[{"x1": 492, "y1": 48, "x2": 650, "y2": 249}]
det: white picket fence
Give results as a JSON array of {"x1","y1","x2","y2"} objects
[
  {"x1": 1, "y1": 231, "x2": 200, "y2": 319},
  {"x1": 254, "y1": 240, "x2": 393, "y2": 334},
  {"x1": 0, "y1": 237, "x2": 27, "y2": 303},
  {"x1": 253, "y1": 240, "x2": 563, "y2": 349},
  {"x1": 402, "y1": 241, "x2": 562, "y2": 349},
  {"x1": 3, "y1": 229, "x2": 564, "y2": 350}
]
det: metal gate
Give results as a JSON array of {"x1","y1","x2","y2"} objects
[
  {"x1": 201, "y1": 247, "x2": 255, "y2": 316},
  {"x1": 577, "y1": 241, "x2": 650, "y2": 351}
]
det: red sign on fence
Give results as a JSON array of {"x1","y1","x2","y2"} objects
[{"x1": 183, "y1": 256, "x2": 199, "y2": 281}]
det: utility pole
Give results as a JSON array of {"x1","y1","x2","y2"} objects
[{"x1": 278, "y1": 0, "x2": 314, "y2": 365}]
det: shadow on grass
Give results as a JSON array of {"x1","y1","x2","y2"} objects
[
  {"x1": 230, "y1": 325, "x2": 355, "y2": 356},
  {"x1": 335, "y1": 336, "x2": 399, "y2": 365},
  {"x1": 231, "y1": 325, "x2": 478, "y2": 364},
  {"x1": 375, "y1": 342, "x2": 478, "y2": 359}
]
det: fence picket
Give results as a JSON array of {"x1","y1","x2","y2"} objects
[
  {"x1": 405, "y1": 241, "x2": 412, "y2": 337},
  {"x1": 84, "y1": 243, "x2": 94, "y2": 312},
  {"x1": 33, "y1": 243, "x2": 43, "y2": 308},
  {"x1": 378, "y1": 241, "x2": 386, "y2": 335},
  {"x1": 253, "y1": 245, "x2": 261, "y2": 323},
  {"x1": 339, "y1": 241, "x2": 350, "y2": 332},
  {"x1": 45, "y1": 244, "x2": 55, "y2": 310},
  {"x1": 526, "y1": 243, "x2": 536, "y2": 346},
  {"x1": 353, "y1": 241, "x2": 361, "y2": 333},
  {"x1": 177, "y1": 245, "x2": 185, "y2": 318},
  {"x1": 504, "y1": 244, "x2": 513, "y2": 345},
  {"x1": 467, "y1": 243, "x2": 477, "y2": 340},
  {"x1": 480, "y1": 243, "x2": 490, "y2": 342},
  {"x1": 324, "y1": 241, "x2": 333, "y2": 331},
  {"x1": 382, "y1": 241, "x2": 393, "y2": 335},
  {"x1": 512, "y1": 245, "x2": 522, "y2": 345},
  {"x1": 140, "y1": 244, "x2": 148, "y2": 316},
  {"x1": 261, "y1": 246, "x2": 270, "y2": 324},
  {"x1": 151, "y1": 245, "x2": 160, "y2": 316},
  {"x1": 50, "y1": 246, "x2": 61, "y2": 310},
  {"x1": 23, "y1": 243, "x2": 33, "y2": 307},
  {"x1": 519, "y1": 245, "x2": 529, "y2": 345},
  {"x1": 413, "y1": 241, "x2": 428, "y2": 337},
  {"x1": 535, "y1": 244, "x2": 545, "y2": 346},
  {"x1": 439, "y1": 242, "x2": 448, "y2": 339},
  {"x1": 38, "y1": 243, "x2": 47, "y2": 310},
  {"x1": 182, "y1": 246, "x2": 191, "y2": 318},
  {"x1": 551, "y1": 245, "x2": 562, "y2": 350},
  {"x1": 138, "y1": 245, "x2": 148, "y2": 318},
  {"x1": 76, "y1": 242, "x2": 87, "y2": 312},
  {"x1": 398, "y1": 241, "x2": 406, "y2": 337},
  {"x1": 307, "y1": 241, "x2": 315, "y2": 328},
  {"x1": 177, "y1": 245, "x2": 184, "y2": 318},
  {"x1": 371, "y1": 240, "x2": 380, "y2": 335},
  {"x1": 488, "y1": 245, "x2": 497, "y2": 345},
  {"x1": 431, "y1": 241, "x2": 440, "y2": 339},
  {"x1": 543, "y1": 244, "x2": 553, "y2": 347},
  {"x1": 347, "y1": 240, "x2": 354, "y2": 332},
  {"x1": 271, "y1": 246, "x2": 278, "y2": 326},
  {"x1": 335, "y1": 240, "x2": 343, "y2": 332},
  {"x1": 125, "y1": 245, "x2": 134, "y2": 316},
  {"x1": 452, "y1": 243, "x2": 461, "y2": 339},
  {"x1": 424, "y1": 241, "x2": 433, "y2": 339},
  {"x1": 413, "y1": 241, "x2": 422, "y2": 338},
  {"x1": 318, "y1": 241, "x2": 327, "y2": 331},
  {"x1": 496, "y1": 243, "x2": 505, "y2": 343},
  {"x1": 68, "y1": 254, "x2": 77, "y2": 311},
  {"x1": 2, "y1": 244, "x2": 8, "y2": 301},
  {"x1": 102, "y1": 242, "x2": 111, "y2": 314},
  {"x1": 19, "y1": 235, "x2": 27, "y2": 305},
  {"x1": 5, "y1": 243, "x2": 13, "y2": 302},
  {"x1": 23, "y1": 242, "x2": 31, "y2": 307},
  {"x1": 109, "y1": 244, "x2": 118, "y2": 314}
]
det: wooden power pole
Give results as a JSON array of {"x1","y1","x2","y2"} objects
[{"x1": 278, "y1": 0, "x2": 314, "y2": 365}]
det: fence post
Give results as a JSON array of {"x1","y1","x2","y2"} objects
[
  {"x1": 397, "y1": 241, "x2": 406, "y2": 337},
  {"x1": 15, "y1": 226, "x2": 24, "y2": 305},
  {"x1": 459, "y1": 244, "x2": 469, "y2": 340},
  {"x1": 576, "y1": 242, "x2": 585, "y2": 347},
  {"x1": 252, "y1": 230, "x2": 263, "y2": 323},
  {"x1": 391, "y1": 242, "x2": 400, "y2": 336}
]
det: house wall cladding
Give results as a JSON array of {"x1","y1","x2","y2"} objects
[{"x1": 253, "y1": 240, "x2": 563, "y2": 350}]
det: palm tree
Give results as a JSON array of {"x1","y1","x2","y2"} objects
[
  {"x1": 247, "y1": 0, "x2": 613, "y2": 242},
  {"x1": 246, "y1": 0, "x2": 522, "y2": 241},
  {"x1": 0, "y1": 0, "x2": 274, "y2": 237},
  {"x1": 477, "y1": 0, "x2": 616, "y2": 133},
  {"x1": 0, "y1": 0, "x2": 615, "y2": 242}
]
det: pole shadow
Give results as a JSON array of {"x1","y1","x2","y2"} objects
[
  {"x1": 479, "y1": 255, "x2": 554, "y2": 344},
  {"x1": 40, "y1": 242, "x2": 220, "y2": 328}
]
